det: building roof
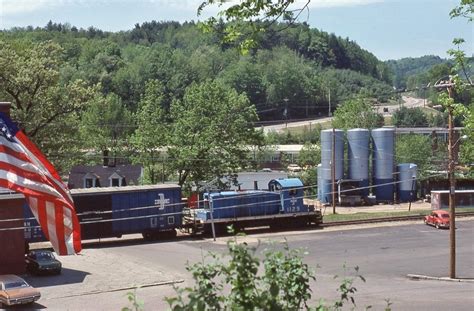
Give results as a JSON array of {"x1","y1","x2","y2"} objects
[
  {"x1": 68, "y1": 164, "x2": 143, "y2": 189},
  {"x1": 71, "y1": 184, "x2": 180, "y2": 195}
]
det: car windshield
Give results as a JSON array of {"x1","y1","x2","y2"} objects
[
  {"x1": 4, "y1": 281, "x2": 28, "y2": 290},
  {"x1": 36, "y1": 252, "x2": 54, "y2": 260},
  {"x1": 441, "y1": 214, "x2": 449, "y2": 218}
]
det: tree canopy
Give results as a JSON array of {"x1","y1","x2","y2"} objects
[
  {"x1": 168, "y1": 80, "x2": 262, "y2": 188},
  {"x1": 392, "y1": 107, "x2": 429, "y2": 127},
  {"x1": 331, "y1": 98, "x2": 384, "y2": 130}
]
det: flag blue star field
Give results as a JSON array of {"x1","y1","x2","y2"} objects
[{"x1": 0, "y1": 112, "x2": 81, "y2": 255}]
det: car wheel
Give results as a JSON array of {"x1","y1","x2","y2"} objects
[{"x1": 435, "y1": 223, "x2": 440, "y2": 229}]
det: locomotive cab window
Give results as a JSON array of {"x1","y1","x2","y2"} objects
[{"x1": 289, "y1": 189, "x2": 297, "y2": 196}]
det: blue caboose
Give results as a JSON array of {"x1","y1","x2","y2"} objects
[{"x1": 24, "y1": 184, "x2": 183, "y2": 243}]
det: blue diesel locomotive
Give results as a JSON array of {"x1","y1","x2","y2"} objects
[{"x1": 190, "y1": 178, "x2": 321, "y2": 234}]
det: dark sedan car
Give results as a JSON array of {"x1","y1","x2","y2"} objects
[{"x1": 25, "y1": 250, "x2": 62, "y2": 275}]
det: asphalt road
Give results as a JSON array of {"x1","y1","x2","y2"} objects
[
  {"x1": 261, "y1": 96, "x2": 434, "y2": 133},
  {"x1": 22, "y1": 219, "x2": 474, "y2": 310}
]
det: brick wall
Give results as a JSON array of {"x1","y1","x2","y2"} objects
[{"x1": 0, "y1": 195, "x2": 26, "y2": 275}]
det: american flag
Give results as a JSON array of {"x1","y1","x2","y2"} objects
[{"x1": 0, "y1": 112, "x2": 81, "y2": 255}]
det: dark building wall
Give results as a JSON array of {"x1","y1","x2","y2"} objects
[{"x1": 0, "y1": 195, "x2": 26, "y2": 274}]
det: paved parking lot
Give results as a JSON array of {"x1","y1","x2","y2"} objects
[{"x1": 24, "y1": 241, "x2": 183, "y2": 305}]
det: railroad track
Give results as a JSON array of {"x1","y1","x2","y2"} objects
[{"x1": 322, "y1": 211, "x2": 474, "y2": 227}]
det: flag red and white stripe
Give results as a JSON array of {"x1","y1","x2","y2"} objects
[{"x1": 0, "y1": 112, "x2": 81, "y2": 255}]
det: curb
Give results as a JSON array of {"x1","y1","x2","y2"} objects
[
  {"x1": 407, "y1": 274, "x2": 474, "y2": 283},
  {"x1": 48, "y1": 279, "x2": 185, "y2": 299}
]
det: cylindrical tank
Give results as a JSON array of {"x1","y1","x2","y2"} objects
[
  {"x1": 397, "y1": 163, "x2": 417, "y2": 202},
  {"x1": 317, "y1": 164, "x2": 322, "y2": 201},
  {"x1": 321, "y1": 129, "x2": 344, "y2": 179},
  {"x1": 347, "y1": 129, "x2": 370, "y2": 196},
  {"x1": 319, "y1": 168, "x2": 333, "y2": 204},
  {"x1": 371, "y1": 127, "x2": 395, "y2": 202},
  {"x1": 321, "y1": 129, "x2": 344, "y2": 204}
]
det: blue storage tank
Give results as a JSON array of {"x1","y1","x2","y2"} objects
[
  {"x1": 321, "y1": 129, "x2": 344, "y2": 204},
  {"x1": 347, "y1": 129, "x2": 370, "y2": 196},
  {"x1": 397, "y1": 163, "x2": 417, "y2": 202},
  {"x1": 319, "y1": 168, "x2": 333, "y2": 204},
  {"x1": 372, "y1": 128, "x2": 395, "y2": 202},
  {"x1": 317, "y1": 164, "x2": 322, "y2": 201},
  {"x1": 321, "y1": 129, "x2": 344, "y2": 178}
]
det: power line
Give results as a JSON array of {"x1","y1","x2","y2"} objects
[{"x1": 0, "y1": 171, "x2": 446, "y2": 229}]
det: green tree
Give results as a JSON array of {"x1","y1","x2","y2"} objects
[
  {"x1": 392, "y1": 107, "x2": 429, "y2": 127},
  {"x1": 198, "y1": 0, "x2": 304, "y2": 53},
  {"x1": 450, "y1": 0, "x2": 474, "y2": 22},
  {"x1": 297, "y1": 143, "x2": 320, "y2": 195},
  {"x1": 131, "y1": 80, "x2": 169, "y2": 184},
  {"x1": 457, "y1": 102, "x2": 474, "y2": 176},
  {"x1": 0, "y1": 40, "x2": 96, "y2": 171},
  {"x1": 168, "y1": 80, "x2": 262, "y2": 188},
  {"x1": 298, "y1": 143, "x2": 321, "y2": 168},
  {"x1": 332, "y1": 97, "x2": 384, "y2": 130},
  {"x1": 80, "y1": 92, "x2": 133, "y2": 164},
  {"x1": 396, "y1": 134, "x2": 434, "y2": 179},
  {"x1": 445, "y1": 1, "x2": 474, "y2": 174},
  {"x1": 165, "y1": 233, "x2": 372, "y2": 310},
  {"x1": 260, "y1": 47, "x2": 321, "y2": 120}
]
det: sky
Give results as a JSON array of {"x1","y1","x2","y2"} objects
[{"x1": 0, "y1": 0, "x2": 472, "y2": 60}]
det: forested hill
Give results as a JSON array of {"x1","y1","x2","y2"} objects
[
  {"x1": 0, "y1": 20, "x2": 394, "y2": 122},
  {"x1": 385, "y1": 55, "x2": 447, "y2": 89}
]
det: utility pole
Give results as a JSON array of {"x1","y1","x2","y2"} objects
[
  {"x1": 331, "y1": 128, "x2": 336, "y2": 214},
  {"x1": 447, "y1": 80, "x2": 456, "y2": 279},
  {"x1": 435, "y1": 77, "x2": 457, "y2": 279},
  {"x1": 328, "y1": 88, "x2": 331, "y2": 117}
]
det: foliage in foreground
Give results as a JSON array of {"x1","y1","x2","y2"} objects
[{"x1": 162, "y1": 231, "x2": 381, "y2": 310}]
